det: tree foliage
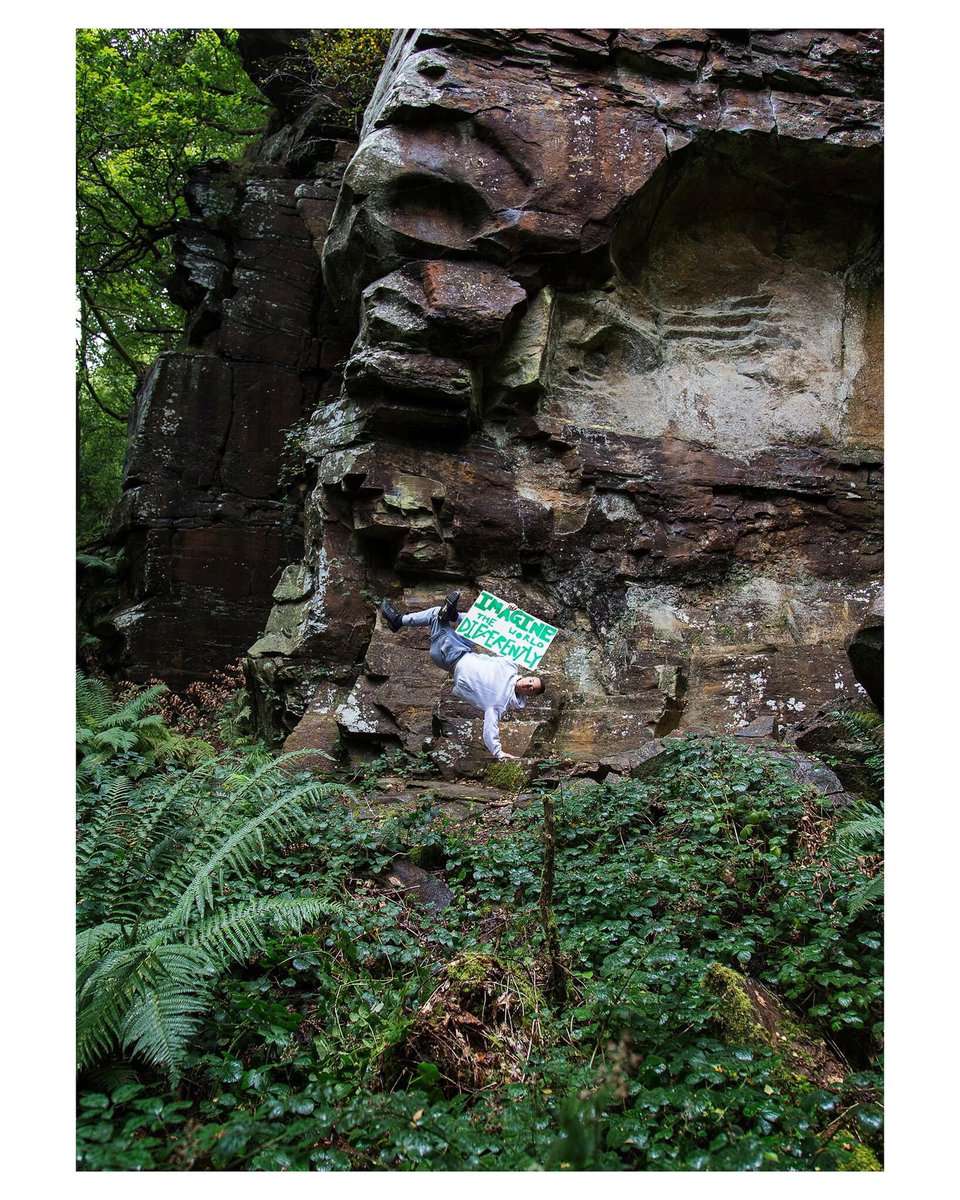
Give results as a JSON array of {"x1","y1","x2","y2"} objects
[
  {"x1": 76, "y1": 28, "x2": 269, "y2": 543},
  {"x1": 304, "y1": 29, "x2": 394, "y2": 127}
]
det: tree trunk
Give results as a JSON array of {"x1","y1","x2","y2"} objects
[{"x1": 539, "y1": 787, "x2": 568, "y2": 1005}]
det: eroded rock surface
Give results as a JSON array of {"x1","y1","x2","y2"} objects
[
  {"x1": 88, "y1": 30, "x2": 882, "y2": 770},
  {"x1": 249, "y1": 29, "x2": 882, "y2": 774},
  {"x1": 89, "y1": 39, "x2": 359, "y2": 688}
]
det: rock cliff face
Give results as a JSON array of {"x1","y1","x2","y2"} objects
[
  {"x1": 92, "y1": 55, "x2": 359, "y2": 689},
  {"x1": 254, "y1": 28, "x2": 883, "y2": 775},
  {"x1": 99, "y1": 29, "x2": 884, "y2": 773}
]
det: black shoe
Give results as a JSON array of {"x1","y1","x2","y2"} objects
[
  {"x1": 381, "y1": 598, "x2": 403, "y2": 632},
  {"x1": 437, "y1": 589, "x2": 460, "y2": 626}
]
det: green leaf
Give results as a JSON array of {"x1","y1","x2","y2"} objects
[{"x1": 855, "y1": 1106, "x2": 884, "y2": 1134}]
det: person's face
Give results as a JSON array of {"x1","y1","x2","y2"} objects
[{"x1": 516, "y1": 676, "x2": 542, "y2": 697}]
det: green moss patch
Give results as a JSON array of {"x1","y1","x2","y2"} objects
[{"x1": 484, "y1": 760, "x2": 528, "y2": 791}]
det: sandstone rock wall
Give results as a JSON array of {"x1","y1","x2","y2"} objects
[
  {"x1": 90, "y1": 29, "x2": 883, "y2": 771},
  {"x1": 92, "y1": 70, "x2": 359, "y2": 688},
  {"x1": 253, "y1": 29, "x2": 883, "y2": 774}
]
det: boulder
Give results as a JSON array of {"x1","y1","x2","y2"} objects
[
  {"x1": 381, "y1": 858, "x2": 453, "y2": 910},
  {"x1": 704, "y1": 964, "x2": 846, "y2": 1087}
]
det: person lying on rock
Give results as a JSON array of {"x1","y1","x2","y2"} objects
[{"x1": 381, "y1": 590, "x2": 545, "y2": 762}]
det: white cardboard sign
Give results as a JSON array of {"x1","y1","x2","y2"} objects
[{"x1": 455, "y1": 591, "x2": 558, "y2": 670}]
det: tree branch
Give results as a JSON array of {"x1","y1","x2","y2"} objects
[
  {"x1": 77, "y1": 373, "x2": 128, "y2": 424},
  {"x1": 81, "y1": 289, "x2": 147, "y2": 380}
]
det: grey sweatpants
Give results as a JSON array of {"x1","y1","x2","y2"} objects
[{"x1": 402, "y1": 606, "x2": 475, "y2": 671}]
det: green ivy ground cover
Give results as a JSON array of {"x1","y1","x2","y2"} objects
[{"x1": 76, "y1": 679, "x2": 883, "y2": 1171}]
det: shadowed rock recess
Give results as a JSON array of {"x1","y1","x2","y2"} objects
[{"x1": 101, "y1": 29, "x2": 884, "y2": 776}]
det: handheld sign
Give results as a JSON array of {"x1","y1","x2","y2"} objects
[{"x1": 455, "y1": 591, "x2": 558, "y2": 670}]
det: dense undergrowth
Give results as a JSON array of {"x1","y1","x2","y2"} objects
[{"x1": 76, "y1": 673, "x2": 883, "y2": 1171}]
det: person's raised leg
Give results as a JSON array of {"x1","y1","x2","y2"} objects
[
  {"x1": 437, "y1": 589, "x2": 460, "y2": 626},
  {"x1": 381, "y1": 600, "x2": 441, "y2": 632},
  {"x1": 380, "y1": 597, "x2": 403, "y2": 632}
]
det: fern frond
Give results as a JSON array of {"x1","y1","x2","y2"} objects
[
  {"x1": 167, "y1": 778, "x2": 321, "y2": 922},
  {"x1": 77, "y1": 548, "x2": 125, "y2": 575},
  {"x1": 836, "y1": 707, "x2": 883, "y2": 737},
  {"x1": 837, "y1": 801, "x2": 883, "y2": 848},
  {"x1": 290, "y1": 779, "x2": 357, "y2": 807},
  {"x1": 190, "y1": 894, "x2": 335, "y2": 965},
  {"x1": 76, "y1": 743, "x2": 347, "y2": 1081},
  {"x1": 116, "y1": 942, "x2": 214, "y2": 1081},
  {"x1": 93, "y1": 727, "x2": 140, "y2": 753},
  {"x1": 838, "y1": 815, "x2": 884, "y2": 845},
  {"x1": 76, "y1": 922, "x2": 124, "y2": 974},
  {"x1": 76, "y1": 751, "x2": 112, "y2": 786},
  {"x1": 77, "y1": 670, "x2": 115, "y2": 728},
  {"x1": 125, "y1": 766, "x2": 209, "y2": 853},
  {"x1": 219, "y1": 753, "x2": 290, "y2": 798},
  {"x1": 77, "y1": 770, "x2": 133, "y2": 835},
  {"x1": 77, "y1": 936, "x2": 213, "y2": 1071},
  {"x1": 76, "y1": 943, "x2": 156, "y2": 1071},
  {"x1": 80, "y1": 1064, "x2": 141, "y2": 1093},
  {"x1": 101, "y1": 684, "x2": 168, "y2": 730},
  {"x1": 139, "y1": 827, "x2": 195, "y2": 884},
  {"x1": 832, "y1": 798, "x2": 884, "y2": 918},
  {"x1": 119, "y1": 984, "x2": 207, "y2": 1083},
  {"x1": 83, "y1": 771, "x2": 215, "y2": 926},
  {"x1": 77, "y1": 774, "x2": 135, "y2": 865},
  {"x1": 219, "y1": 749, "x2": 320, "y2": 799},
  {"x1": 148, "y1": 794, "x2": 250, "y2": 913},
  {"x1": 847, "y1": 874, "x2": 884, "y2": 917},
  {"x1": 832, "y1": 706, "x2": 884, "y2": 792},
  {"x1": 140, "y1": 725, "x2": 216, "y2": 768},
  {"x1": 146, "y1": 758, "x2": 298, "y2": 906},
  {"x1": 136, "y1": 714, "x2": 167, "y2": 729},
  {"x1": 79, "y1": 772, "x2": 195, "y2": 931},
  {"x1": 170, "y1": 794, "x2": 302, "y2": 921}
]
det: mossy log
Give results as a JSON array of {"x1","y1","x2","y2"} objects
[{"x1": 704, "y1": 963, "x2": 846, "y2": 1088}]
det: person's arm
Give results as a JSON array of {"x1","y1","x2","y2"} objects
[{"x1": 482, "y1": 707, "x2": 517, "y2": 760}]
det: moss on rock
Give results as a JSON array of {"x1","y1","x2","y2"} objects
[
  {"x1": 704, "y1": 963, "x2": 848, "y2": 1090},
  {"x1": 704, "y1": 963, "x2": 773, "y2": 1049},
  {"x1": 446, "y1": 951, "x2": 497, "y2": 986},
  {"x1": 406, "y1": 842, "x2": 446, "y2": 870},
  {"x1": 445, "y1": 951, "x2": 539, "y2": 1011},
  {"x1": 835, "y1": 1139, "x2": 882, "y2": 1171},
  {"x1": 484, "y1": 760, "x2": 528, "y2": 791}
]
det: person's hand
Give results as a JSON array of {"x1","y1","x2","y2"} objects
[{"x1": 498, "y1": 753, "x2": 519, "y2": 761}]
